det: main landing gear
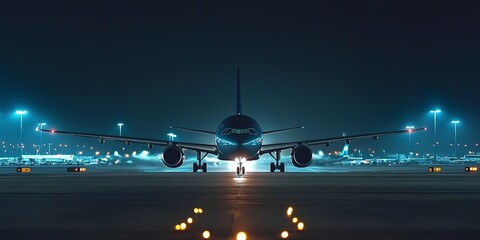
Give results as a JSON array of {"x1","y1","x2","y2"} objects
[
  {"x1": 269, "y1": 150, "x2": 285, "y2": 172},
  {"x1": 235, "y1": 157, "x2": 246, "y2": 176},
  {"x1": 193, "y1": 151, "x2": 209, "y2": 173}
]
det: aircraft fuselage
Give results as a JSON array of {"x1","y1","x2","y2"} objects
[{"x1": 215, "y1": 114, "x2": 263, "y2": 160}]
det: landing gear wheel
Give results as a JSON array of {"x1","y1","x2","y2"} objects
[
  {"x1": 193, "y1": 163, "x2": 199, "y2": 172},
  {"x1": 270, "y1": 162, "x2": 275, "y2": 172},
  {"x1": 236, "y1": 167, "x2": 240, "y2": 175},
  {"x1": 202, "y1": 162, "x2": 207, "y2": 172},
  {"x1": 279, "y1": 162, "x2": 285, "y2": 172},
  {"x1": 242, "y1": 166, "x2": 245, "y2": 175}
]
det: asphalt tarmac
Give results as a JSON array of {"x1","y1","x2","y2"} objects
[{"x1": 0, "y1": 165, "x2": 479, "y2": 240}]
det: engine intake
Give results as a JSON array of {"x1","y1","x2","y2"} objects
[
  {"x1": 291, "y1": 145, "x2": 313, "y2": 168},
  {"x1": 162, "y1": 146, "x2": 184, "y2": 168}
]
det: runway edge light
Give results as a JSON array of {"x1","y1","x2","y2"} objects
[{"x1": 465, "y1": 166, "x2": 478, "y2": 172}]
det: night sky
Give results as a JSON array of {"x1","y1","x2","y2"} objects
[{"x1": 0, "y1": 0, "x2": 479, "y2": 157}]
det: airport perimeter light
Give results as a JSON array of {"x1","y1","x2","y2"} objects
[
  {"x1": 429, "y1": 109, "x2": 441, "y2": 162},
  {"x1": 167, "y1": 133, "x2": 177, "y2": 141},
  {"x1": 117, "y1": 123, "x2": 124, "y2": 136},
  {"x1": 406, "y1": 126, "x2": 415, "y2": 157},
  {"x1": 15, "y1": 110, "x2": 28, "y2": 157},
  {"x1": 451, "y1": 120, "x2": 460, "y2": 158}
]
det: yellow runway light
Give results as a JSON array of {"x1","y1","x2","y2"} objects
[
  {"x1": 194, "y1": 208, "x2": 199, "y2": 214},
  {"x1": 281, "y1": 230, "x2": 289, "y2": 238},
  {"x1": 202, "y1": 230, "x2": 211, "y2": 239},
  {"x1": 465, "y1": 166, "x2": 478, "y2": 172},
  {"x1": 236, "y1": 231, "x2": 247, "y2": 240},
  {"x1": 174, "y1": 224, "x2": 181, "y2": 231},
  {"x1": 428, "y1": 167, "x2": 442, "y2": 173},
  {"x1": 297, "y1": 222, "x2": 305, "y2": 231},
  {"x1": 180, "y1": 222, "x2": 187, "y2": 230},
  {"x1": 198, "y1": 208, "x2": 203, "y2": 214},
  {"x1": 292, "y1": 217, "x2": 298, "y2": 223},
  {"x1": 287, "y1": 207, "x2": 293, "y2": 216}
]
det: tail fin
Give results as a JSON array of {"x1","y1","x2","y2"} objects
[
  {"x1": 340, "y1": 143, "x2": 349, "y2": 156},
  {"x1": 236, "y1": 67, "x2": 241, "y2": 115},
  {"x1": 340, "y1": 132, "x2": 349, "y2": 156}
]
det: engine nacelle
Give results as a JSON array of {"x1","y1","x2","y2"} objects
[
  {"x1": 162, "y1": 146, "x2": 184, "y2": 168},
  {"x1": 291, "y1": 145, "x2": 313, "y2": 168}
]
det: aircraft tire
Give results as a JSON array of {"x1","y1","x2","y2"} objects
[
  {"x1": 202, "y1": 162, "x2": 207, "y2": 172},
  {"x1": 242, "y1": 166, "x2": 245, "y2": 175},
  {"x1": 270, "y1": 162, "x2": 275, "y2": 172},
  {"x1": 280, "y1": 162, "x2": 285, "y2": 172},
  {"x1": 236, "y1": 167, "x2": 240, "y2": 175},
  {"x1": 193, "y1": 163, "x2": 199, "y2": 172}
]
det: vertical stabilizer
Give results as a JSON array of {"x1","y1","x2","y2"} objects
[{"x1": 236, "y1": 67, "x2": 241, "y2": 115}]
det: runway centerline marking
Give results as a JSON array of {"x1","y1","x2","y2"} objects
[{"x1": 228, "y1": 176, "x2": 245, "y2": 237}]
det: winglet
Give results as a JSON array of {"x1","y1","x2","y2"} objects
[{"x1": 236, "y1": 67, "x2": 241, "y2": 115}]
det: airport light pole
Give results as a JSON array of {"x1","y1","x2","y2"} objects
[
  {"x1": 117, "y1": 123, "x2": 124, "y2": 136},
  {"x1": 37, "y1": 123, "x2": 46, "y2": 155},
  {"x1": 451, "y1": 120, "x2": 460, "y2": 159},
  {"x1": 167, "y1": 133, "x2": 177, "y2": 141},
  {"x1": 406, "y1": 126, "x2": 415, "y2": 158},
  {"x1": 429, "y1": 109, "x2": 441, "y2": 163},
  {"x1": 15, "y1": 110, "x2": 28, "y2": 158}
]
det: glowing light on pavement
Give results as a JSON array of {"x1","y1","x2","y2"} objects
[
  {"x1": 287, "y1": 207, "x2": 293, "y2": 216},
  {"x1": 187, "y1": 217, "x2": 193, "y2": 224},
  {"x1": 174, "y1": 224, "x2": 181, "y2": 231},
  {"x1": 281, "y1": 230, "x2": 289, "y2": 238},
  {"x1": 292, "y1": 217, "x2": 298, "y2": 223},
  {"x1": 194, "y1": 208, "x2": 199, "y2": 214},
  {"x1": 297, "y1": 222, "x2": 305, "y2": 231},
  {"x1": 202, "y1": 230, "x2": 211, "y2": 239},
  {"x1": 180, "y1": 222, "x2": 187, "y2": 230},
  {"x1": 236, "y1": 231, "x2": 247, "y2": 240}
]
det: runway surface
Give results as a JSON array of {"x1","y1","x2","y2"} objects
[{"x1": 1, "y1": 165, "x2": 480, "y2": 240}]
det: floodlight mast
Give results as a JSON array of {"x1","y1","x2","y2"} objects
[
  {"x1": 15, "y1": 110, "x2": 28, "y2": 158},
  {"x1": 406, "y1": 126, "x2": 415, "y2": 158},
  {"x1": 117, "y1": 123, "x2": 124, "y2": 136},
  {"x1": 429, "y1": 109, "x2": 441, "y2": 162},
  {"x1": 451, "y1": 120, "x2": 460, "y2": 158}
]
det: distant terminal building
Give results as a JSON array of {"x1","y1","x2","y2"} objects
[{"x1": 22, "y1": 154, "x2": 75, "y2": 164}]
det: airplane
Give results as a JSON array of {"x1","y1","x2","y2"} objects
[{"x1": 41, "y1": 68, "x2": 426, "y2": 175}]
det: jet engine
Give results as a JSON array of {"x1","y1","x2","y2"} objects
[
  {"x1": 162, "y1": 146, "x2": 184, "y2": 168},
  {"x1": 291, "y1": 145, "x2": 313, "y2": 168}
]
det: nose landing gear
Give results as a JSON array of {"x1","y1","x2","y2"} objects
[{"x1": 235, "y1": 157, "x2": 246, "y2": 175}]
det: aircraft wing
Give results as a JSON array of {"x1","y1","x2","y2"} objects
[
  {"x1": 259, "y1": 127, "x2": 427, "y2": 155},
  {"x1": 41, "y1": 129, "x2": 218, "y2": 154}
]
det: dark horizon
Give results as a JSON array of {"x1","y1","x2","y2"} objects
[{"x1": 0, "y1": 1, "x2": 479, "y2": 157}]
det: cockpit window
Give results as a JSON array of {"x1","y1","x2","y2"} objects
[
  {"x1": 222, "y1": 128, "x2": 258, "y2": 135},
  {"x1": 222, "y1": 128, "x2": 232, "y2": 135}
]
